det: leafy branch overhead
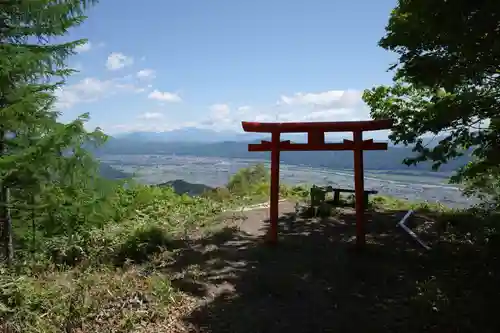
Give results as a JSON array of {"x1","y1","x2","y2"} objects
[{"x1": 362, "y1": 0, "x2": 500, "y2": 189}]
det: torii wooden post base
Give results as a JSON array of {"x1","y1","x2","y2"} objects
[{"x1": 242, "y1": 120, "x2": 393, "y2": 248}]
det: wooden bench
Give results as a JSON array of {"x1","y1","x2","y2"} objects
[
  {"x1": 311, "y1": 186, "x2": 378, "y2": 207},
  {"x1": 331, "y1": 187, "x2": 378, "y2": 206}
]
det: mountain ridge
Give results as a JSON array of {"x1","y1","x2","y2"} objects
[
  {"x1": 111, "y1": 127, "x2": 446, "y2": 147},
  {"x1": 98, "y1": 162, "x2": 130, "y2": 179},
  {"x1": 156, "y1": 179, "x2": 213, "y2": 196},
  {"x1": 114, "y1": 127, "x2": 265, "y2": 143},
  {"x1": 94, "y1": 137, "x2": 470, "y2": 173}
]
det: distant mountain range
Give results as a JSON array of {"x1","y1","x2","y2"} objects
[
  {"x1": 113, "y1": 127, "x2": 443, "y2": 147},
  {"x1": 114, "y1": 128, "x2": 338, "y2": 143},
  {"x1": 114, "y1": 127, "x2": 265, "y2": 143},
  {"x1": 93, "y1": 135, "x2": 470, "y2": 173}
]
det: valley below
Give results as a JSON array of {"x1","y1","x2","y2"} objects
[{"x1": 99, "y1": 154, "x2": 476, "y2": 208}]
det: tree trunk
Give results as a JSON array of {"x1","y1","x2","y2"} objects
[
  {"x1": 0, "y1": 9, "x2": 13, "y2": 266},
  {"x1": 0, "y1": 129, "x2": 13, "y2": 265}
]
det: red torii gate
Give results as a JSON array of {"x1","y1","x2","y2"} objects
[{"x1": 241, "y1": 119, "x2": 393, "y2": 248}]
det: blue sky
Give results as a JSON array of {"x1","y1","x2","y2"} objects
[{"x1": 57, "y1": 0, "x2": 398, "y2": 136}]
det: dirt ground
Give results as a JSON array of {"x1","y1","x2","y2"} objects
[{"x1": 162, "y1": 201, "x2": 500, "y2": 333}]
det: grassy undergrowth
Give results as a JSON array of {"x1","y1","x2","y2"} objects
[
  {"x1": 1, "y1": 166, "x2": 499, "y2": 332},
  {"x1": 0, "y1": 165, "x2": 306, "y2": 332}
]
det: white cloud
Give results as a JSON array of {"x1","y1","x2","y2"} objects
[
  {"x1": 209, "y1": 103, "x2": 230, "y2": 119},
  {"x1": 269, "y1": 89, "x2": 371, "y2": 123},
  {"x1": 75, "y1": 41, "x2": 91, "y2": 53},
  {"x1": 106, "y1": 52, "x2": 134, "y2": 70},
  {"x1": 302, "y1": 108, "x2": 357, "y2": 121},
  {"x1": 55, "y1": 76, "x2": 147, "y2": 109},
  {"x1": 107, "y1": 89, "x2": 389, "y2": 139},
  {"x1": 138, "y1": 112, "x2": 164, "y2": 120},
  {"x1": 137, "y1": 69, "x2": 156, "y2": 80},
  {"x1": 56, "y1": 78, "x2": 111, "y2": 108},
  {"x1": 199, "y1": 104, "x2": 234, "y2": 129},
  {"x1": 254, "y1": 114, "x2": 274, "y2": 122},
  {"x1": 236, "y1": 105, "x2": 252, "y2": 113},
  {"x1": 278, "y1": 90, "x2": 361, "y2": 109},
  {"x1": 148, "y1": 89, "x2": 182, "y2": 103},
  {"x1": 197, "y1": 89, "x2": 374, "y2": 133}
]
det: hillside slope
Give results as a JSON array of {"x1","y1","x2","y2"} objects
[
  {"x1": 99, "y1": 162, "x2": 130, "y2": 179},
  {"x1": 157, "y1": 179, "x2": 213, "y2": 196}
]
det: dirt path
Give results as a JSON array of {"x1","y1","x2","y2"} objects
[
  {"x1": 166, "y1": 201, "x2": 399, "y2": 332},
  {"x1": 163, "y1": 201, "x2": 485, "y2": 332},
  {"x1": 229, "y1": 200, "x2": 296, "y2": 237}
]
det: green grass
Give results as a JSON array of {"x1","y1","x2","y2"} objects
[
  {"x1": 0, "y1": 174, "x2": 302, "y2": 332},
  {"x1": 1, "y1": 174, "x2": 499, "y2": 332},
  {"x1": 0, "y1": 265, "x2": 186, "y2": 332}
]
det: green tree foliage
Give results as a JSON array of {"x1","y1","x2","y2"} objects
[
  {"x1": 362, "y1": 0, "x2": 500, "y2": 200},
  {"x1": 0, "y1": 0, "x2": 103, "y2": 263},
  {"x1": 227, "y1": 163, "x2": 270, "y2": 196}
]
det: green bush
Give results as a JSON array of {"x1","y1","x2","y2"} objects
[
  {"x1": 201, "y1": 187, "x2": 232, "y2": 201},
  {"x1": 227, "y1": 163, "x2": 269, "y2": 196}
]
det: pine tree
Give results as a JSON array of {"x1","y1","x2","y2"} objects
[{"x1": 0, "y1": 0, "x2": 101, "y2": 264}]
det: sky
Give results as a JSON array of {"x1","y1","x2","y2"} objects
[{"x1": 56, "y1": 0, "x2": 399, "y2": 137}]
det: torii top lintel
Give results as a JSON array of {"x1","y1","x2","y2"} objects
[{"x1": 241, "y1": 119, "x2": 393, "y2": 133}]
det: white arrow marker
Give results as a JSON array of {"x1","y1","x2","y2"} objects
[{"x1": 397, "y1": 210, "x2": 431, "y2": 250}]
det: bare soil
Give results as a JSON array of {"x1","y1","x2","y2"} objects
[{"x1": 162, "y1": 201, "x2": 500, "y2": 333}]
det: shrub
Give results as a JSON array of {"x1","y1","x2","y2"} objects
[{"x1": 227, "y1": 163, "x2": 269, "y2": 195}]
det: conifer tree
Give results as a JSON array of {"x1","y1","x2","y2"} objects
[{"x1": 0, "y1": 0, "x2": 102, "y2": 264}]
